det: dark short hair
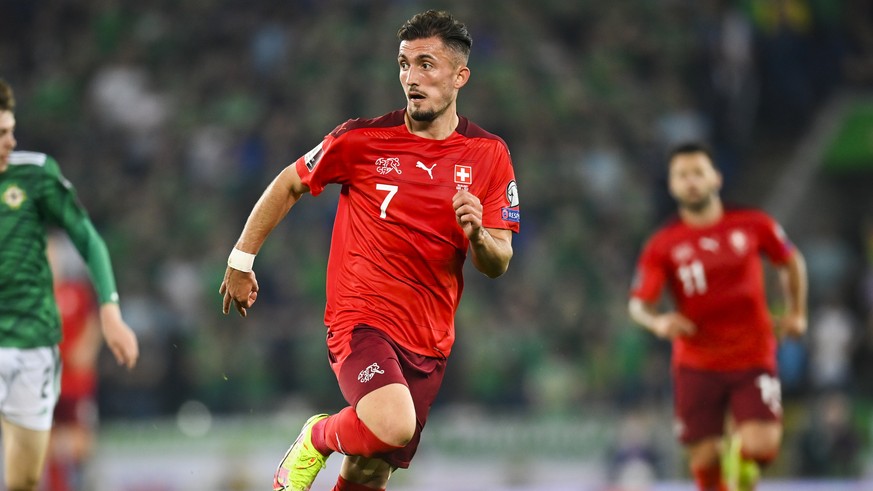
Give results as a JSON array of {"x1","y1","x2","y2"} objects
[
  {"x1": 0, "y1": 79, "x2": 14, "y2": 112},
  {"x1": 397, "y1": 10, "x2": 472, "y2": 62},
  {"x1": 668, "y1": 142, "x2": 717, "y2": 169}
]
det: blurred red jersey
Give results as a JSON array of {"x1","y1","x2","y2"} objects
[
  {"x1": 55, "y1": 280, "x2": 98, "y2": 397},
  {"x1": 630, "y1": 208, "x2": 794, "y2": 371},
  {"x1": 296, "y1": 109, "x2": 520, "y2": 361}
]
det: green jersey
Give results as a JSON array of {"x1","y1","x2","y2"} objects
[{"x1": 0, "y1": 151, "x2": 119, "y2": 348}]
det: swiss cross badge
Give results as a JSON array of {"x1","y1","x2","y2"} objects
[{"x1": 454, "y1": 165, "x2": 472, "y2": 190}]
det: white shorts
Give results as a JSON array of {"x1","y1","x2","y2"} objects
[{"x1": 0, "y1": 346, "x2": 61, "y2": 431}]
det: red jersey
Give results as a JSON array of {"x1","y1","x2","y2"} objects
[
  {"x1": 55, "y1": 280, "x2": 98, "y2": 398},
  {"x1": 630, "y1": 208, "x2": 794, "y2": 371},
  {"x1": 295, "y1": 109, "x2": 520, "y2": 360}
]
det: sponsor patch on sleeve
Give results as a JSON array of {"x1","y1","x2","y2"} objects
[{"x1": 501, "y1": 207, "x2": 520, "y2": 223}]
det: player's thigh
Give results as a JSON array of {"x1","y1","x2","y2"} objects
[
  {"x1": 1, "y1": 417, "x2": 51, "y2": 489},
  {"x1": 729, "y1": 370, "x2": 781, "y2": 427},
  {"x1": 1, "y1": 346, "x2": 60, "y2": 431},
  {"x1": 0, "y1": 347, "x2": 59, "y2": 489},
  {"x1": 336, "y1": 328, "x2": 415, "y2": 441},
  {"x1": 674, "y1": 367, "x2": 730, "y2": 444},
  {"x1": 340, "y1": 454, "x2": 395, "y2": 488},
  {"x1": 335, "y1": 327, "x2": 409, "y2": 407},
  {"x1": 729, "y1": 369, "x2": 783, "y2": 457},
  {"x1": 334, "y1": 326, "x2": 446, "y2": 469}
]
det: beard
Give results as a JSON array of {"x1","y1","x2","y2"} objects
[
  {"x1": 408, "y1": 107, "x2": 437, "y2": 122},
  {"x1": 408, "y1": 98, "x2": 450, "y2": 123},
  {"x1": 678, "y1": 191, "x2": 715, "y2": 213}
]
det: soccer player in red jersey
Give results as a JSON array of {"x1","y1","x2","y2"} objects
[
  {"x1": 629, "y1": 143, "x2": 807, "y2": 491},
  {"x1": 220, "y1": 10, "x2": 519, "y2": 491},
  {"x1": 46, "y1": 235, "x2": 102, "y2": 491}
]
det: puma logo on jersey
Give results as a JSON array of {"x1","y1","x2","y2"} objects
[
  {"x1": 358, "y1": 363, "x2": 385, "y2": 383},
  {"x1": 699, "y1": 237, "x2": 719, "y2": 252},
  {"x1": 416, "y1": 161, "x2": 436, "y2": 179}
]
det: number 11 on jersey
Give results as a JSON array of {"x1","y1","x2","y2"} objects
[{"x1": 678, "y1": 260, "x2": 707, "y2": 295}]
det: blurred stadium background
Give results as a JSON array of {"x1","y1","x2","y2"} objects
[{"x1": 3, "y1": 0, "x2": 873, "y2": 489}]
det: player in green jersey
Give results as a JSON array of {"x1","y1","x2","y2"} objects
[{"x1": 0, "y1": 79, "x2": 139, "y2": 491}]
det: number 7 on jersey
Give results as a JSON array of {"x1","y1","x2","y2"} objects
[{"x1": 376, "y1": 183, "x2": 398, "y2": 219}]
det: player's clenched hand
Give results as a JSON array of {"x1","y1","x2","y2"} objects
[
  {"x1": 776, "y1": 312, "x2": 807, "y2": 339},
  {"x1": 453, "y1": 189, "x2": 484, "y2": 241},
  {"x1": 99, "y1": 303, "x2": 139, "y2": 370},
  {"x1": 651, "y1": 312, "x2": 697, "y2": 339},
  {"x1": 220, "y1": 267, "x2": 259, "y2": 317}
]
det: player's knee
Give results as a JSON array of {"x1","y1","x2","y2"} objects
[
  {"x1": 376, "y1": 415, "x2": 415, "y2": 447},
  {"x1": 741, "y1": 441, "x2": 780, "y2": 466},
  {"x1": 688, "y1": 452, "x2": 719, "y2": 473},
  {"x1": 743, "y1": 439, "x2": 779, "y2": 455},
  {"x1": 687, "y1": 438, "x2": 721, "y2": 471},
  {"x1": 739, "y1": 424, "x2": 781, "y2": 462},
  {"x1": 356, "y1": 383, "x2": 417, "y2": 447}
]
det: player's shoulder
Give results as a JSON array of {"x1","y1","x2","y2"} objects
[
  {"x1": 650, "y1": 213, "x2": 684, "y2": 237},
  {"x1": 8, "y1": 151, "x2": 50, "y2": 167},
  {"x1": 7, "y1": 151, "x2": 60, "y2": 175},
  {"x1": 641, "y1": 215, "x2": 684, "y2": 253},
  {"x1": 456, "y1": 116, "x2": 510, "y2": 151},
  {"x1": 329, "y1": 110, "x2": 406, "y2": 139},
  {"x1": 722, "y1": 205, "x2": 775, "y2": 224}
]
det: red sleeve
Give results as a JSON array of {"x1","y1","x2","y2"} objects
[
  {"x1": 480, "y1": 143, "x2": 520, "y2": 233},
  {"x1": 57, "y1": 281, "x2": 97, "y2": 352},
  {"x1": 294, "y1": 131, "x2": 348, "y2": 196},
  {"x1": 630, "y1": 238, "x2": 667, "y2": 303},
  {"x1": 754, "y1": 212, "x2": 794, "y2": 265}
]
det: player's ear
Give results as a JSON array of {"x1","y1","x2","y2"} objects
[{"x1": 454, "y1": 65, "x2": 470, "y2": 89}]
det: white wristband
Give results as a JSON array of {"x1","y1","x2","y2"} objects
[{"x1": 227, "y1": 247, "x2": 256, "y2": 272}]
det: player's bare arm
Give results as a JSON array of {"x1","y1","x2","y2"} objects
[
  {"x1": 221, "y1": 163, "x2": 310, "y2": 317},
  {"x1": 452, "y1": 189, "x2": 512, "y2": 278},
  {"x1": 98, "y1": 303, "x2": 139, "y2": 369},
  {"x1": 776, "y1": 249, "x2": 808, "y2": 338},
  {"x1": 628, "y1": 298, "x2": 697, "y2": 339}
]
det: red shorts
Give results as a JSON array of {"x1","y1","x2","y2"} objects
[
  {"x1": 673, "y1": 366, "x2": 782, "y2": 444},
  {"x1": 329, "y1": 325, "x2": 446, "y2": 469}
]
